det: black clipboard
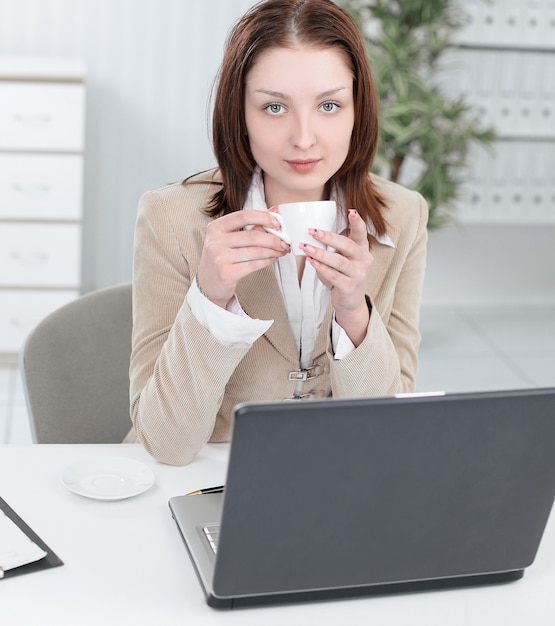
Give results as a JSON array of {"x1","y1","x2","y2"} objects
[{"x1": 0, "y1": 496, "x2": 63, "y2": 579}]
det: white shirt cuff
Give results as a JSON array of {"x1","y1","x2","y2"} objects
[
  {"x1": 186, "y1": 277, "x2": 273, "y2": 347},
  {"x1": 331, "y1": 315, "x2": 356, "y2": 360}
]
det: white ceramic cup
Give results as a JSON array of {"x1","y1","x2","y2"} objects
[{"x1": 265, "y1": 200, "x2": 337, "y2": 256}]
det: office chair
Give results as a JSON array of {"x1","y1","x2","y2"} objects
[{"x1": 20, "y1": 283, "x2": 133, "y2": 443}]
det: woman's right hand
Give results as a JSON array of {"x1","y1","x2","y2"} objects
[{"x1": 196, "y1": 209, "x2": 290, "y2": 308}]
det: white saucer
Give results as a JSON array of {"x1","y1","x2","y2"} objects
[{"x1": 61, "y1": 456, "x2": 155, "y2": 500}]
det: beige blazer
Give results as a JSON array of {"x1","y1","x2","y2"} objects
[{"x1": 126, "y1": 169, "x2": 428, "y2": 465}]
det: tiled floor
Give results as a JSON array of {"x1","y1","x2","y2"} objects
[
  {"x1": 1, "y1": 305, "x2": 554, "y2": 444},
  {"x1": 416, "y1": 305, "x2": 555, "y2": 393}
]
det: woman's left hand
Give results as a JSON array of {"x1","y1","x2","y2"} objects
[{"x1": 301, "y1": 209, "x2": 373, "y2": 347}]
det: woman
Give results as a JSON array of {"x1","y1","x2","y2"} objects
[{"x1": 126, "y1": 0, "x2": 428, "y2": 466}]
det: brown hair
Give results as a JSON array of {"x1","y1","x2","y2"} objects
[{"x1": 205, "y1": 0, "x2": 386, "y2": 236}]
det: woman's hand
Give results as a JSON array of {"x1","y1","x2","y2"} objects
[
  {"x1": 197, "y1": 209, "x2": 290, "y2": 308},
  {"x1": 301, "y1": 209, "x2": 374, "y2": 347}
]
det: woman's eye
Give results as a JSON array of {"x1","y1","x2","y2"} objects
[
  {"x1": 264, "y1": 103, "x2": 285, "y2": 115},
  {"x1": 320, "y1": 101, "x2": 340, "y2": 113}
]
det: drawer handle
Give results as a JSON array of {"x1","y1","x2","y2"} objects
[
  {"x1": 9, "y1": 251, "x2": 49, "y2": 266},
  {"x1": 12, "y1": 113, "x2": 52, "y2": 127},
  {"x1": 12, "y1": 183, "x2": 51, "y2": 196}
]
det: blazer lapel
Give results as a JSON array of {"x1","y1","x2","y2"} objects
[
  {"x1": 236, "y1": 267, "x2": 299, "y2": 364},
  {"x1": 312, "y1": 303, "x2": 334, "y2": 360},
  {"x1": 366, "y1": 226, "x2": 400, "y2": 300},
  {"x1": 309, "y1": 227, "x2": 400, "y2": 361}
]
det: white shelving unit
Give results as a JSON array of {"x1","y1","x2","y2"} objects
[
  {"x1": 0, "y1": 57, "x2": 85, "y2": 364},
  {"x1": 440, "y1": 0, "x2": 555, "y2": 224}
]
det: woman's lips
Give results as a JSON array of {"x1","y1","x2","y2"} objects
[{"x1": 286, "y1": 159, "x2": 320, "y2": 173}]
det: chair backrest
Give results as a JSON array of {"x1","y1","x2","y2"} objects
[{"x1": 20, "y1": 283, "x2": 133, "y2": 443}]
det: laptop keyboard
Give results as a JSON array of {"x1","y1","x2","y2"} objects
[{"x1": 203, "y1": 524, "x2": 220, "y2": 554}]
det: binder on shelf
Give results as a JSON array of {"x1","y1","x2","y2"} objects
[{"x1": 0, "y1": 496, "x2": 63, "y2": 579}]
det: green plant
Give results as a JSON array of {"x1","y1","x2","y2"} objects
[{"x1": 340, "y1": 0, "x2": 496, "y2": 229}]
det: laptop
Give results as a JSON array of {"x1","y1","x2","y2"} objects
[{"x1": 169, "y1": 387, "x2": 555, "y2": 609}]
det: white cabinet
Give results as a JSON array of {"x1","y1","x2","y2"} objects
[
  {"x1": 0, "y1": 223, "x2": 81, "y2": 287},
  {"x1": 0, "y1": 82, "x2": 85, "y2": 151},
  {"x1": 0, "y1": 58, "x2": 85, "y2": 364},
  {"x1": 0, "y1": 154, "x2": 83, "y2": 221}
]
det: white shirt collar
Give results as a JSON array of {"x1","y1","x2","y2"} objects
[{"x1": 244, "y1": 167, "x2": 395, "y2": 248}]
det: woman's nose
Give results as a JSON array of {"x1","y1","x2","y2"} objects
[{"x1": 290, "y1": 112, "x2": 317, "y2": 150}]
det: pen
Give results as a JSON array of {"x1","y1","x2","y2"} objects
[{"x1": 186, "y1": 485, "x2": 225, "y2": 496}]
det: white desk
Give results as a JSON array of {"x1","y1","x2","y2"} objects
[{"x1": 1, "y1": 444, "x2": 555, "y2": 625}]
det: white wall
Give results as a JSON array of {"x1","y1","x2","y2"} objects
[
  {"x1": 0, "y1": 0, "x2": 554, "y2": 305},
  {"x1": 0, "y1": 0, "x2": 258, "y2": 291}
]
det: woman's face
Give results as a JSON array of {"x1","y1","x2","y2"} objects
[{"x1": 244, "y1": 45, "x2": 355, "y2": 206}]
